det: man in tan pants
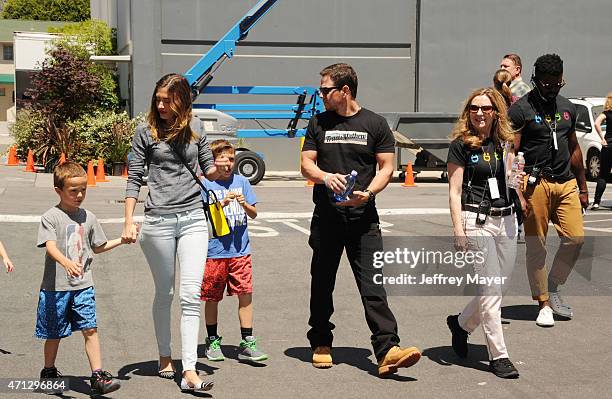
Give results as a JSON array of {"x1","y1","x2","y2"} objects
[{"x1": 508, "y1": 54, "x2": 588, "y2": 327}]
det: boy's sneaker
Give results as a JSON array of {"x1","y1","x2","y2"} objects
[
  {"x1": 90, "y1": 370, "x2": 121, "y2": 396},
  {"x1": 489, "y1": 358, "x2": 519, "y2": 379},
  {"x1": 205, "y1": 336, "x2": 225, "y2": 361},
  {"x1": 238, "y1": 336, "x2": 268, "y2": 362},
  {"x1": 590, "y1": 202, "x2": 600, "y2": 210},
  {"x1": 40, "y1": 366, "x2": 62, "y2": 379}
]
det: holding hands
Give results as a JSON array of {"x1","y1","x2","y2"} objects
[{"x1": 121, "y1": 222, "x2": 140, "y2": 244}]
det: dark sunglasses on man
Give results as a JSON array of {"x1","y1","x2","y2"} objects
[
  {"x1": 318, "y1": 86, "x2": 341, "y2": 96},
  {"x1": 537, "y1": 80, "x2": 566, "y2": 89}
]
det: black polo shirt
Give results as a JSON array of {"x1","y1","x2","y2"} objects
[{"x1": 508, "y1": 91, "x2": 577, "y2": 181}]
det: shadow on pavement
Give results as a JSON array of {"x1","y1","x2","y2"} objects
[
  {"x1": 284, "y1": 346, "x2": 417, "y2": 381},
  {"x1": 422, "y1": 344, "x2": 490, "y2": 373},
  {"x1": 116, "y1": 359, "x2": 216, "y2": 397},
  {"x1": 501, "y1": 304, "x2": 540, "y2": 321}
]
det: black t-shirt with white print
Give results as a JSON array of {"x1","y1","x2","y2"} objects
[
  {"x1": 302, "y1": 107, "x2": 395, "y2": 220},
  {"x1": 508, "y1": 91, "x2": 577, "y2": 181},
  {"x1": 447, "y1": 137, "x2": 510, "y2": 208}
]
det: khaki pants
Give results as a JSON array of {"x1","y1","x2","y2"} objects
[{"x1": 522, "y1": 177, "x2": 584, "y2": 301}]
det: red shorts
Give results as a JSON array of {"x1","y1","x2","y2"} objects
[{"x1": 200, "y1": 255, "x2": 253, "y2": 302}]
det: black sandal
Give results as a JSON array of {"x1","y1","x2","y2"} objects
[{"x1": 158, "y1": 369, "x2": 176, "y2": 379}]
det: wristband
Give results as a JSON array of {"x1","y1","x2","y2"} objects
[{"x1": 323, "y1": 173, "x2": 330, "y2": 187}]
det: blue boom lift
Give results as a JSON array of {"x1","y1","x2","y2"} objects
[{"x1": 183, "y1": 0, "x2": 325, "y2": 184}]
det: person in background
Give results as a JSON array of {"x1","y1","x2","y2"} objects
[
  {"x1": 591, "y1": 93, "x2": 612, "y2": 210},
  {"x1": 500, "y1": 53, "x2": 531, "y2": 99}
]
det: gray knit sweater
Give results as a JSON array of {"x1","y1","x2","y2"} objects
[{"x1": 125, "y1": 117, "x2": 215, "y2": 215}]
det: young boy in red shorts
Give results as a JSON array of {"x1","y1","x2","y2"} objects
[{"x1": 201, "y1": 140, "x2": 267, "y2": 362}]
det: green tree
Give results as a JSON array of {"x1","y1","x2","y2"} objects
[
  {"x1": 49, "y1": 20, "x2": 119, "y2": 110},
  {"x1": 1, "y1": 0, "x2": 89, "y2": 22},
  {"x1": 49, "y1": 19, "x2": 115, "y2": 56}
]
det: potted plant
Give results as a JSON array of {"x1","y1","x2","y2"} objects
[{"x1": 106, "y1": 118, "x2": 134, "y2": 175}]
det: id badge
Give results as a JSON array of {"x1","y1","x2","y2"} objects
[{"x1": 488, "y1": 177, "x2": 500, "y2": 199}]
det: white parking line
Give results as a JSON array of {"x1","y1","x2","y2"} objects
[{"x1": 0, "y1": 208, "x2": 450, "y2": 224}]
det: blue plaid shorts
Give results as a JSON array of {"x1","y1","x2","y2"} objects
[{"x1": 35, "y1": 286, "x2": 97, "y2": 339}]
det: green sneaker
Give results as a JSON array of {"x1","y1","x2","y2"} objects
[
  {"x1": 238, "y1": 336, "x2": 268, "y2": 362},
  {"x1": 205, "y1": 336, "x2": 225, "y2": 361}
]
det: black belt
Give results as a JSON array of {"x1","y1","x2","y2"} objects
[{"x1": 462, "y1": 204, "x2": 514, "y2": 217}]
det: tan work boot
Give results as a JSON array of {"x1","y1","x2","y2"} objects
[
  {"x1": 312, "y1": 346, "x2": 333, "y2": 368},
  {"x1": 378, "y1": 346, "x2": 421, "y2": 377}
]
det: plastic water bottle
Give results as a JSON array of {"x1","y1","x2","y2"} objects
[
  {"x1": 333, "y1": 170, "x2": 358, "y2": 202},
  {"x1": 508, "y1": 152, "x2": 525, "y2": 189}
]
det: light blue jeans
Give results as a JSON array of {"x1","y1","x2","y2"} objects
[{"x1": 139, "y1": 208, "x2": 208, "y2": 371}]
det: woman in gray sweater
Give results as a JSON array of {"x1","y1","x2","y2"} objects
[{"x1": 123, "y1": 73, "x2": 226, "y2": 392}]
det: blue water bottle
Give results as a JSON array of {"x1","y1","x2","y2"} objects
[{"x1": 333, "y1": 170, "x2": 358, "y2": 202}]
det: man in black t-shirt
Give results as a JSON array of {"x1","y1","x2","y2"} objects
[
  {"x1": 301, "y1": 63, "x2": 421, "y2": 377},
  {"x1": 508, "y1": 54, "x2": 587, "y2": 327}
]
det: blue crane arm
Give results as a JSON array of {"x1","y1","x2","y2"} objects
[{"x1": 184, "y1": 0, "x2": 279, "y2": 99}]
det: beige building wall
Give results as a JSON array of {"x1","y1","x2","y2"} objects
[{"x1": 0, "y1": 83, "x2": 12, "y2": 121}]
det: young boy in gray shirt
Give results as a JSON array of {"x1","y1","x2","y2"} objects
[{"x1": 36, "y1": 162, "x2": 125, "y2": 396}]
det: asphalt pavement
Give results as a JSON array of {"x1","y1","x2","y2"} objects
[{"x1": 1, "y1": 164, "x2": 611, "y2": 399}]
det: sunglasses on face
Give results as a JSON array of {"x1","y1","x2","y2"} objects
[
  {"x1": 538, "y1": 80, "x2": 566, "y2": 89},
  {"x1": 468, "y1": 105, "x2": 494, "y2": 113},
  {"x1": 319, "y1": 86, "x2": 341, "y2": 96}
]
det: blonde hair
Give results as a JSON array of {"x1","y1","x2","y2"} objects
[
  {"x1": 605, "y1": 93, "x2": 612, "y2": 112},
  {"x1": 147, "y1": 73, "x2": 197, "y2": 144},
  {"x1": 493, "y1": 69, "x2": 513, "y2": 107},
  {"x1": 451, "y1": 87, "x2": 514, "y2": 150},
  {"x1": 54, "y1": 161, "x2": 86, "y2": 189}
]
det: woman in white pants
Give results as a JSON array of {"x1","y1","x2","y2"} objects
[
  {"x1": 446, "y1": 87, "x2": 520, "y2": 379},
  {"x1": 122, "y1": 73, "x2": 227, "y2": 392}
]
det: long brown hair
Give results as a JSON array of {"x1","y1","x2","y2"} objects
[
  {"x1": 451, "y1": 87, "x2": 514, "y2": 150},
  {"x1": 493, "y1": 69, "x2": 513, "y2": 107},
  {"x1": 147, "y1": 73, "x2": 197, "y2": 144},
  {"x1": 605, "y1": 92, "x2": 612, "y2": 112}
]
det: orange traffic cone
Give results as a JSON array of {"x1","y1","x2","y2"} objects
[
  {"x1": 59, "y1": 153, "x2": 66, "y2": 165},
  {"x1": 402, "y1": 162, "x2": 416, "y2": 187},
  {"x1": 7, "y1": 145, "x2": 19, "y2": 166},
  {"x1": 86, "y1": 160, "x2": 96, "y2": 187},
  {"x1": 121, "y1": 163, "x2": 128, "y2": 178},
  {"x1": 306, "y1": 179, "x2": 315, "y2": 187},
  {"x1": 25, "y1": 149, "x2": 36, "y2": 172},
  {"x1": 95, "y1": 158, "x2": 109, "y2": 182}
]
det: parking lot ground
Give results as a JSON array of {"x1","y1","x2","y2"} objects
[{"x1": 1, "y1": 165, "x2": 611, "y2": 398}]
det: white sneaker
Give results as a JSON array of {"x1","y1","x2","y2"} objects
[{"x1": 536, "y1": 306, "x2": 555, "y2": 327}]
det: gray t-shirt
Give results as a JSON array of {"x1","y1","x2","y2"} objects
[
  {"x1": 125, "y1": 117, "x2": 215, "y2": 215},
  {"x1": 37, "y1": 206, "x2": 107, "y2": 291}
]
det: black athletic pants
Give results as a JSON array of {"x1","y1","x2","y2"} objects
[
  {"x1": 594, "y1": 145, "x2": 612, "y2": 204},
  {"x1": 306, "y1": 211, "x2": 400, "y2": 362}
]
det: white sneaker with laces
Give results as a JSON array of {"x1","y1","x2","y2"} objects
[{"x1": 536, "y1": 306, "x2": 555, "y2": 327}]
